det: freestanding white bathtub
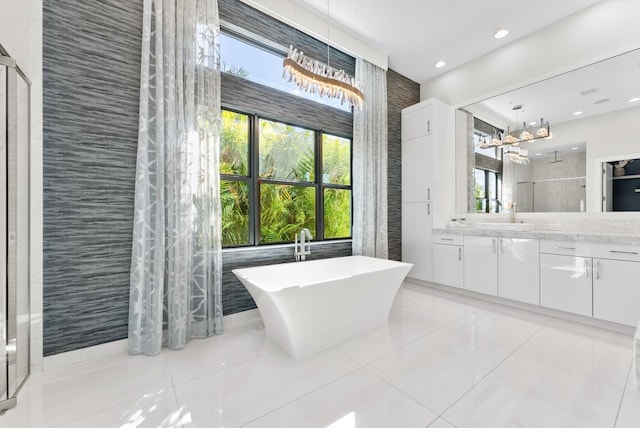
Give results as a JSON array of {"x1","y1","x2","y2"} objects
[{"x1": 232, "y1": 255, "x2": 413, "y2": 358}]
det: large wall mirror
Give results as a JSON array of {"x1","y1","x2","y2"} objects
[{"x1": 456, "y1": 48, "x2": 640, "y2": 214}]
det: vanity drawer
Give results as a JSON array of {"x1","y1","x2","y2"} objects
[
  {"x1": 593, "y1": 243, "x2": 640, "y2": 262},
  {"x1": 433, "y1": 234, "x2": 463, "y2": 245},
  {"x1": 540, "y1": 240, "x2": 593, "y2": 257}
]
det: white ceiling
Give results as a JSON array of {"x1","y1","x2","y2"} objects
[
  {"x1": 469, "y1": 48, "x2": 640, "y2": 128},
  {"x1": 298, "y1": 0, "x2": 601, "y2": 84}
]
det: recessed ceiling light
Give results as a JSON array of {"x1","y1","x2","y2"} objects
[
  {"x1": 630, "y1": 97, "x2": 640, "y2": 103},
  {"x1": 535, "y1": 153, "x2": 542, "y2": 156},
  {"x1": 580, "y1": 87, "x2": 600, "y2": 96},
  {"x1": 528, "y1": 121, "x2": 537, "y2": 126},
  {"x1": 571, "y1": 147, "x2": 579, "y2": 150},
  {"x1": 494, "y1": 29, "x2": 509, "y2": 39},
  {"x1": 434, "y1": 60, "x2": 446, "y2": 69},
  {"x1": 573, "y1": 111, "x2": 583, "y2": 116}
]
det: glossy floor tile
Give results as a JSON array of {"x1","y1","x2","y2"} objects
[
  {"x1": 1, "y1": 284, "x2": 635, "y2": 428},
  {"x1": 517, "y1": 317, "x2": 633, "y2": 389},
  {"x1": 443, "y1": 352, "x2": 625, "y2": 428},
  {"x1": 243, "y1": 368, "x2": 438, "y2": 428}
]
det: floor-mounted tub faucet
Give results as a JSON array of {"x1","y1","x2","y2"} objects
[{"x1": 294, "y1": 228, "x2": 312, "y2": 261}]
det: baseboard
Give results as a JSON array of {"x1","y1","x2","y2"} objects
[
  {"x1": 43, "y1": 339, "x2": 129, "y2": 371},
  {"x1": 404, "y1": 279, "x2": 636, "y2": 336},
  {"x1": 42, "y1": 309, "x2": 264, "y2": 371}
]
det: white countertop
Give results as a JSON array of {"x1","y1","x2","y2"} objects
[{"x1": 433, "y1": 227, "x2": 640, "y2": 246}]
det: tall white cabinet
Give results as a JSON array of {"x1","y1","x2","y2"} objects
[{"x1": 401, "y1": 99, "x2": 450, "y2": 282}]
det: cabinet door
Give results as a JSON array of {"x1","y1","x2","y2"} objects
[
  {"x1": 402, "y1": 135, "x2": 432, "y2": 202},
  {"x1": 463, "y1": 236, "x2": 498, "y2": 295},
  {"x1": 433, "y1": 244, "x2": 463, "y2": 288},
  {"x1": 402, "y1": 202, "x2": 432, "y2": 281},
  {"x1": 593, "y1": 258, "x2": 640, "y2": 326},
  {"x1": 498, "y1": 238, "x2": 540, "y2": 305},
  {"x1": 540, "y1": 254, "x2": 592, "y2": 316},
  {"x1": 402, "y1": 104, "x2": 432, "y2": 140}
]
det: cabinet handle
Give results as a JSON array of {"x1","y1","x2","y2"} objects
[
  {"x1": 427, "y1": 120, "x2": 431, "y2": 133},
  {"x1": 427, "y1": 203, "x2": 430, "y2": 215},
  {"x1": 458, "y1": 247, "x2": 462, "y2": 261},
  {"x1": 499, "y1": 238, "x2": 504, "y2": 254},
  {"x1": 583, "y1": 259, "x2": 589, "y2": 278},
  {"x1": 428, "y1": 188, "x2": 431, "y2": 200},
  {"x1": 492, "y1": 239, "x2": 496, "y2": 253},
  {"x1": 440, "y1": 238, "x2": 454, "y2": 241},
  {"x1": 609, "y1": 250, "x2": 638, "y2": 255},
  {"x1": 595, "y1": 260, "x2": 600, "y2": 279},
  {"x1": 553, "y1": 246, "x2": 576, "y2": 250}
]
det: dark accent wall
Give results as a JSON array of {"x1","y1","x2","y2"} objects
[
  {"x1": 42, "y1": 0, "x2": 419, "y2": 356},
  {"x1": 387, "y1": 69, "x2": 420, "y2": 261},
  {"x1": 43, "y1": 0, "x2": 144, "y2": 356}
]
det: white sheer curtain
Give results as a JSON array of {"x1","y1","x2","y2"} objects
[
  {"x1": 352, "y1": 57, "x2": 388, "y2": 259},
  {"x1": 128, "y1": 0, "x2": 223, "y2": 356}
]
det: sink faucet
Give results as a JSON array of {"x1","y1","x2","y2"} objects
[
  {"x1": 508, "y1": 202, "x2": 518, "y2": 223},
  {"x1": 294, "y1": 228, "x2": 312, "y2": 261}
]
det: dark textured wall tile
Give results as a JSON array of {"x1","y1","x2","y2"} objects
[
  {"x1": 387, "y1": 69, "x2": 420, "y2": 261},
  {"x1": 43, "y1": 0, "x2": 144, "y2": 356}
]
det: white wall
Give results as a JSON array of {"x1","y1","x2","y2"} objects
[
  {"x1": 421, "y1": 0, "x2": 640, "y2": 107},
  {"x1": 239, "y1": 0, "x2": 388, "y2": 70},
  {"x1": 0, "y1": 0, "x2": 43, "y2": 372}
]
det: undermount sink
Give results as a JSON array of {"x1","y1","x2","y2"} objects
[{"x1": 475, "y1": 222, "x2": 536, "y2": 231}]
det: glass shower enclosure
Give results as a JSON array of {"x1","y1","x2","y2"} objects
[{"x1": 0, "y1": 44, "x2": 31, "y2": 413}]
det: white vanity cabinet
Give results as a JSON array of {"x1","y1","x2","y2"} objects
[
  {"x1": 539, "y1": 241, "x2": 593, "y2": 317},
  {"x1": 498, "y1": 238, "x2": 540, "y2": 305},
  {"x1": 463, "y1": 236, "x2": 498, "y2": 295},
  {"x1": 463, "y1": 236, "x2": 539, "y2": 304},
  {"x1": 401, "y1": 99, "x2": 449, "y2": 282},
  {"x1": 432, "y1": 234, "x2": 463, "y2": 288},
  {"x1": 592, "y1": 244, "x2": 640, "y2": 326}
]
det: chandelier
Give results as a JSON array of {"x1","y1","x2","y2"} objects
[
  {"x1": 503, "y1": 146, "x2": 530, "y2": 164},
  {"x1": 478, "y1": 117, "x2": 551, "y2": 150},
  {"x1": 282, "y1": 45, "x2": 364, "y2": 110}
]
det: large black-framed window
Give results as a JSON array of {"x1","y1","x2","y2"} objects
[
  {"x1": 474, "y1": 168, "x2": 502, "y2": 213},
  {"x1": 220, "y1": 108, "x2": 352, "y2": 247}
]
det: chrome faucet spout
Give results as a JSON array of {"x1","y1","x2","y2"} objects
[
  {"x1": 510, "y1": 203, "x2": 517, "y2": 223},
  {"x1": 294, "y1": 228, "x2": 313, "y2": 261}
]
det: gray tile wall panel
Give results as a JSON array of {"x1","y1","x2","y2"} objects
[
  {"x1": 222, "y1": 73, "x2": 352, "y2": 137},
  {"x1": 43, "y1": 0, "x2": 144, "y2": 356},
  {"x1": 386, "y1": 69, "x2": 420, "y2": 261}
]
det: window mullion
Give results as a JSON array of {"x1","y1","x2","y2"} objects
[
  {"x1": 316, "y1": 131, "x2": 324, "y2": 241},
  {"x1": 250, "y1": 114, "x2": 260, "y2": 246}
]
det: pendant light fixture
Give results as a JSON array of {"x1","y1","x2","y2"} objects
[{"x1": 282, "y1": 1, "x2": 364, "y2": 110}]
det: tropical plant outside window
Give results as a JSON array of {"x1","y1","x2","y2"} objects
[{"x1": 220, "y1": 109, "x2": 352, "y2": 247}]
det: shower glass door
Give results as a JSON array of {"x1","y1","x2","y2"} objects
[
  {"x1": 0, "y1": 60, "x2": 7, "y2": 404},
  {"x1": 0, "y1": 46, "x2": 31, "y2": 412}
]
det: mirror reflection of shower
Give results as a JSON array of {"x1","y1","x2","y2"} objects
[
  {"x1": 511, "y1": 147, "x2": 586, "y2": 212},
  {"x1": 549, "y1": 151, "x2": 563, "y2": 164}
]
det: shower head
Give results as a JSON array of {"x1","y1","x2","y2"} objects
[{"x1": 549, "y1": 151, "x2": 563, "y2": 164}]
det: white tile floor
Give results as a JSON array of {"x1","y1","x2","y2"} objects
[{"x1": 1, "y1": 284, "x2": 637, "y2": 428}]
